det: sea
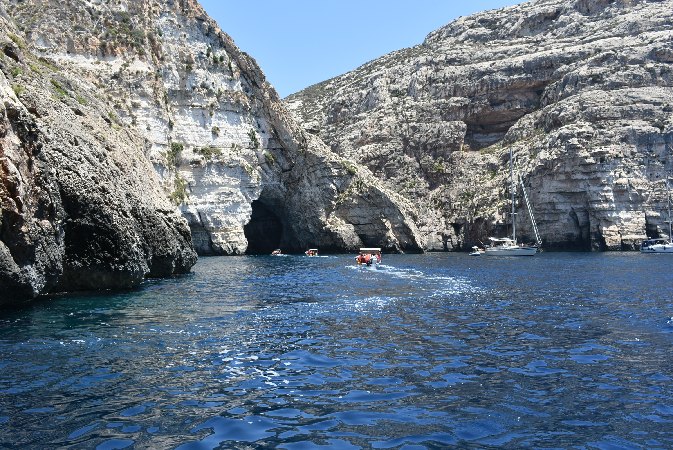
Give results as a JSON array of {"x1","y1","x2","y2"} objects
[{"x1": 1, "y1": 252, "x2": 672, "y2": 449}]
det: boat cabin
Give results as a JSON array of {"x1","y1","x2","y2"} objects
[
  {"x1": 305, "y1": 248, "x2": 319, "y2": 256},
  {"x1": 359, "y1": 247, "x2": 381, "y2": 255},
  {"x1": 488, "y1": 237, "x2": 516, "y2": 246}
]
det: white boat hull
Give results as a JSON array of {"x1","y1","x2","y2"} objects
[
  {"x1": 640, "y1": 244, "x2": 673, "y2": 253},
  {"x1": 485, "y1": 246, "x2": 537, "y2": 256}
]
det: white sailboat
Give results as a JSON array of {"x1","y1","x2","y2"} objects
[
  {"x1": 485, "y1": 149, "x2": 541, "y2": 256},
  {"x1": 640, "y1": 177, "x2": 673, "y2": 253}
]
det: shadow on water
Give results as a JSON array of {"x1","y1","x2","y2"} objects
[{"x1": 1, "y1": 252, "x2": 673, "y2": 448}]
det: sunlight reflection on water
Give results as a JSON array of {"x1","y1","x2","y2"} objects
[{"x1": 1, "y1": 253, "x2": 673, "y2": 448}]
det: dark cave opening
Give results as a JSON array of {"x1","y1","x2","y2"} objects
[
  {"x1": 244, "y1": 200, "x2": 283, "y2": 255},
  {"x1": 645, "y1": 216, "x2": 660, "y2": 239}
]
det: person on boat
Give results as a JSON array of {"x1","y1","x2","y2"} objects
[
  {"x1": 271, "y1": 249, "x2": 282, "y2": 255},
  {"x1": 356, "y1": 253, "x2": 369, "y2": 265}
]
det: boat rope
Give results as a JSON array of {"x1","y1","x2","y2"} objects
[
  {"x1": 511, "y1": 155, "x2": 542, "y2": 247},
  {"x1": 518, "y1": 172, "x2": 542, "y2": 247}
]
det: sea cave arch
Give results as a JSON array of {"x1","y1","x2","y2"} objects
[{"x1": 244, "y1": 199, "x2": 284, "y2": 254}]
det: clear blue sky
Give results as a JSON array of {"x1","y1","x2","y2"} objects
[{"x1": 200, "y1": 1, "x2": 523, "y2": 98}]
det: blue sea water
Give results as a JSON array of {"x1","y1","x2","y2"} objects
[{"x1": 1, "y1": 252, "x2": 673, "y2": 449}]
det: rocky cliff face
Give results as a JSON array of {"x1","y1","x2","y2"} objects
[
  {"x1": 287, "y1": 0, "x2": 673, "y2": 251},
  {"x1": 3, "y1": 0, "x2": 423, "y2": 257},
  {"x1": 0, "y1": 9, "x2": 196, "y2": 303}
]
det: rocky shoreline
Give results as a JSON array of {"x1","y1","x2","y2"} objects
[
  {"x1": 2, "y1": 0, "x2": 672, "y2": 303},
  {"x1": 1, "y1": 9, "x2": 196, "y2": 302}
]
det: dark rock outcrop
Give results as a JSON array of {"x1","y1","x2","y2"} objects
[{"x1": 0, "y1": 13, "x2": 196, "y2": 304}]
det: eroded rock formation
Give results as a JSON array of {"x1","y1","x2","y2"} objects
[
  {"x1": 288, "y1": 0, "x2": 673, "y2": 251},
  {"x1": 3, "y1": 0, "x2": 423, "y2": 257},
  {"x1": 4, "y1": 0, "x2": 671, "y2": 309},
  {"x1": 0, "y1": 9, "x2": 196, "y2": 303}
]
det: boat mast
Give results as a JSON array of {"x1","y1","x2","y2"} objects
[
  {"x1": 666, "y1": 177, "x2": 673, "y2": 243},
  {"x1": 510, "y1": 149, "x2": 516, "y2": 243},
  {"x1": 666, "y1": 144, "x2": 673, "y2": 244}
]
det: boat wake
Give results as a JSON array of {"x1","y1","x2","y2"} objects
[{"x1": 347, "y1": 263, "x2": 481, "y2": 297}]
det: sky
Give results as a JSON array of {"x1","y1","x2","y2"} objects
[{"x1": 199, "y1": 1, "x2": 524, "y2": 98}]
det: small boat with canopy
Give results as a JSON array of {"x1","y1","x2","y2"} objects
[{"x1": 355, "y1": 248, "x2": 381, "y2": 267}]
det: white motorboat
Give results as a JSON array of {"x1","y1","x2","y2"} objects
[
  {"x1": 485, "y1": 149, "x2": 541, "y2": 257},
  {"x1": 640, "y1": 238, "x2": 673, "y2": 253},
  {"x1": 469, "y1": 246, "x2": 484, "y2": 256},
  {"x1": 356, "y1": 247, "x2": 382, "y2": 267}
]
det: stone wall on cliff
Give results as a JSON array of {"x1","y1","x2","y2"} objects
[
  {"x1": 287, "y1": 0, "x2": 673, "y2": 251},
  {"x1": 3, "y1": 0, "x2": 424, "y2": 256},
  {"x1": 0, "y1": 9, "x2": 197, "y2": 303}
]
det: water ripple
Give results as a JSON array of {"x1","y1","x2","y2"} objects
[{"x1": 1, "y1": 253, "x2": 672, "y2": 448}]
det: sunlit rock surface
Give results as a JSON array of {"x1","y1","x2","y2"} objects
[
  {"x1": 288, "y1": 0, "x2": 673, "y2": 251},
  {"x1": 0, "y1": 8, "x2": 196, "y2": 302},
  {"x1": 3, "y1": 0, "x2": 423, "y2": 257}
]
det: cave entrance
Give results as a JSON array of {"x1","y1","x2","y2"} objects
[{"x1": 244, "y1": 200, "x2": 283, "y2": 255}]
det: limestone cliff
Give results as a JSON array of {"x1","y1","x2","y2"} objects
[
  {"x1": 287, "y1": 0, "x2": 673, "y2": 251},
  {"x1": 3, "y1": 0, "x2": 423, "y2": 256},
  {"x1": 0, "y1": 9, "x2": 196, "y2": 303}
]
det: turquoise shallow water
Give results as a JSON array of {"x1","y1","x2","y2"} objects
[{"x1": 1, "y1": 252, "x2": 673, "y2": 449}]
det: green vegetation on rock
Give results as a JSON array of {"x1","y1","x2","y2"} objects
[
  {"x1": 169, "y1": 174, "x2": 189, "y2": 205},
  {"x1": 248, "y1": 128, "x2": 260, "y2": 149},
  {"x1": 195, "y1": 146, "x2": 222, "y2": 160},
  {"x1": 167, "y1": 142, "x2": 184, "y2": 167}
]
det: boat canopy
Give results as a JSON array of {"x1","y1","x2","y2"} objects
[{"x1": 359, "y1": 247, "x2": 382, "y2": 253}]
